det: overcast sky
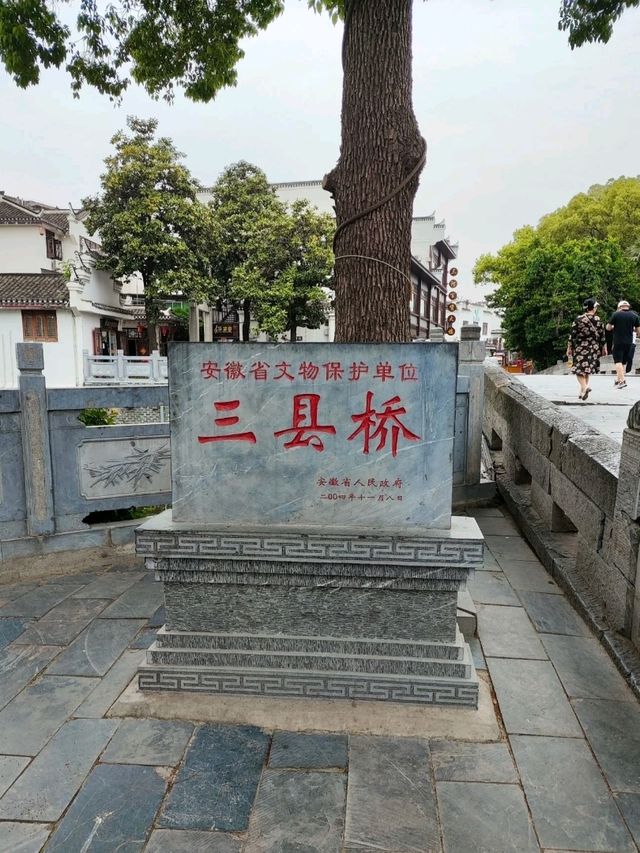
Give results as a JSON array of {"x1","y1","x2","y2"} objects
[{"x1": 1, "y1": 0, "x2": 639, "y2": 296}]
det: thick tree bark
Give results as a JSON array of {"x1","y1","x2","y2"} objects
[
  {"x1": 242, "y1": 297, "x2": 251, "y2": 341},
  {"x1": 325, "y1": 0, "x2": 425, "y2": 343}
]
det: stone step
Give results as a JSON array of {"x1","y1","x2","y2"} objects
[
  {"x1": 146, "y1": 642, "x2": 474, "y2": 678},
  {"x1": 457, "y1": 588, "x2": 477, "y2": 638},
  {"x1": 154, "y1": 626, "x2": 467, "y2": 660},
  {"x1": 137, "y1": 662, "x2": 479, "y2": 707}
]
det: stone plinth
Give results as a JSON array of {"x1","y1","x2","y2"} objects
[{"x1": 136, "y1": 512, "x2": 482, "y2": 707}]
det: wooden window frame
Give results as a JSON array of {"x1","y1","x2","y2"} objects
[
  {"x1": 45, "y1": 230, "x2": 63, "y2": 261},
  {"x1": 22, "y1": 310, "x2": 58, "y2": 342}
]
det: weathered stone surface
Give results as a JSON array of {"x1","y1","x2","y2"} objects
[
  {"x1": 467, "y1": 571, "x2": 520, "y2": 606},
  {"x1": 541, "y1": 634, "x2": 635, "y2": 701},
  {"x1": 518, "y1": 591, "x2": 591, "y2": 636},
  {"x1": 518, "y1": 440, "x2": 551, "y2": 492},
  {"x1": 575, "y1": 536, "x2": 631, "y2": 633},
  {"x1": 573, "y1": 698, "x2": 640, "y2": 792},
  {"x1": 158, "y1": 724, "x2": 270, "y2": 831},
  {"x1": 145, "y1": 830, "x2": 242, "y2": 852},
  {"x1": 430, "y1": 741, "x2": 517, "y2": 783},
  {"x1": 74, "y1": 649, "x2": 144, "y2": 718},
  {"x1": 164, "y1": 583, "x2": 457, "y2": 642},
  {"x1": 437, "y1": 781, "x2": 538, "y2": 853},
  {"x1": 0, "y1": 755, "x2": 29, "y2": 798},
  {"x1": 46, "y1": 618, "x2": 145, "y2": 676},
  {"x1": 0, "y1": 581, "x2": 83, "y2": 617},
  {"x1": 483, "y1": 534, "x2": 537, "y2": 562},
  {"x1": 549, "y1": 467, "x2": 604, "y2": 546},
  {"x1": 615, "y1": 792, "x2": 640, "y2": 848},
  {"x1": 0, "y1": 617, "x2": 26, "y2": 647},
  {"x1": 0, "y1": 644, "x2": 62, "y2": 711},
  {"x1": 530, "y1": 479, "x2": 553, "y2": 528},
  {"x1": 139, "y1": 663, "x2": 479, "y2": 707},
  {"x1": 169, "y1": 342, "x2": 457, "y2": 529},
  {"x1": 602, "y1": 516, "x2": 640, "y2": 583},
  {"x1": 561, "y1": 432, "x2": 619, "y2": 519},
  {"x1": 487, "y1": 658, "x2": 582, "y2": 736},
  {"x1": 615, "y1": 428, "x2": 640, "y2": 520},
  {"x1": 511, "y1": 734, "x2": 635, "y2": 851},
  {"x1": 129, "y1": 627, "x2": 159, "y2": 649},
  {"x1": 147, "y1": 644, "x2": 472, "y2": 678},
  {"x1": 45, "y1": 762, "x2": 167, "y2": 853},
  {"x1": 477, "y1": 604, "x2": 547, "y2": 660},
  {"x1": 15, "y1": 598, "x2": 109, "y2": 645},
  {"x1": 0, "y1": 821, "x2": 51, "y2": 853},
  {"x1": 0, "y1": 718, "x2": 119, "y2": 821},
  {"x1": 72, "y1": 571, "x2": 145, "y2": 600},
  {"x1": 0, "y1": 674, "x2": 99, "y2": 755},
  {"x1": 100, "y1": 574, "x2": 163, "y2": 618},
  {"x1": 499, "y1": 560, "x2": 560, "y2": 594},
  {"x1": 269, "y1": 732, "x2": 348, "y2": 769},
  {"x1": 344, "y1": 736, "x2": 439, "y2": 852},
  {"x1": 245, "y1": 769, "x2": 346, "y2": 853},
  {"x1": 101, "y1": 718, "x2": 193, "y2": 766},
  {"x1": 155, "y1": 627, "x2": 466, "y2": 660}
]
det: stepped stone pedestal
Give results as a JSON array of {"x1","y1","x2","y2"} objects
[
  {"x1": 136, "y1": 515, "x2": 482, "y2": 706},
  {"x1": 136, "y1": 341, "x2": 483, "y2": 708}
]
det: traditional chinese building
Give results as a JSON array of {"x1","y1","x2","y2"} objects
[
  {"x1": 197, "y1": 180, "x2": 458, "y2": 342},
  {"x1": 0, "y1": 192, "x2": 135, "y2": 387}
]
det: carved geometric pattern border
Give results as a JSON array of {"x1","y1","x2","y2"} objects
[
  {"x1": 136, "y1": 532, "x2": 483, "y2": 567},
  {"x1": 138, "y1": 668, "x2": 479, "y2": 707}
]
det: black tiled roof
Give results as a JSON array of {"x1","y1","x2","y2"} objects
[
  {"x1": 0, "y1": 196, "x2": 70, "y2": 234},
  {"x1": 0, "y1": 273, "x2": 69, "y2": 307}
]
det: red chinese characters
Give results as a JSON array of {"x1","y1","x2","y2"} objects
[
  {"x1": 198, "y1": 400, "x2": 256, "y2": 444},
  {"x1": 274, "y1": 394, "x2": 336, "y2": 451},
  {"x1": 347, "y1": 392, "x2": 421, "y2": 457}
]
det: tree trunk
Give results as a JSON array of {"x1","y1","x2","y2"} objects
[
  {"x1": 289, "y1": 308, "x2": 297, "y2": 343},
  {"x1": 242, "y1": 298, "x2": 251, "y2": 341},
  {"x1": 325, "y1": 0, "x2": 425, "y2": 343}
]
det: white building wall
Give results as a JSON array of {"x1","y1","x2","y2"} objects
[
  {"x1": 0, "y1": 226, "x2": 52, "y2": 273},
  {"x1": 0, "y1": 308, "x2": 78, "y2": 387}
]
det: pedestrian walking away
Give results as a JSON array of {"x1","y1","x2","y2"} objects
[
  {"x1": 606, "y1": 299, "x2": 640, "y2": 389},
  {"x1": 567, "y1": 298, "x2": 607, "y2": 400},
  {"x1": 626, "y1": 330, "x2": 637, "y2": 375}
]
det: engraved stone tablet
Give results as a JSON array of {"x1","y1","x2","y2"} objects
[{"x1": 169, "y1": 342, "x2": 457, "y2": 530}]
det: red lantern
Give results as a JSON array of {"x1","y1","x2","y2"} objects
[{"x1": 160, "y1": 325, "x2": 170, "y2": 338}]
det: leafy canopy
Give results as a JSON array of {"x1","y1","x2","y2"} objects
[
  {"x1": 83, "y1": 116, "x2": 216, "y2": 315},
  {"x1": 0, "y1": 1, "x2": 635, "y2": 102},
  {"x1": 208, "y1": 161, "x2": 335, "y2": 339},
  {"x1": 474, "y1": 177, "x2": 640, "y2": 368}
]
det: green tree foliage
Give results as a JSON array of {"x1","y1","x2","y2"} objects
[
  {"x1": 208, "y1": 161, "x2": 334, "y2": 341},
  {"x1": 83, "y1": 117, "x2": 216, "y2": 349},
  {"x1": 229, "y1": 198, "x2": 335, "y2": 340},
  {"x1": 559, "y1": 0, "x2": 639, "y2": 47},
  {"x1": 1, "y1": 1, "x2": 636, "y2": 341},
  {"x1": 475, "y1": 205, "x2": 640, "y2": 368}
]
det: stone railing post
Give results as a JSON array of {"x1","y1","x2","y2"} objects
[
  {"x1": 615, "y1": 401, "x2": 640, "y2": 647},
  {"x1": 116, "y1": 349, "x2": 127, "y2": 383},
  {"x1": 150, "y1": 350, "x2": 161, "y2": 382},
  {"x1": 16, "y1": 343, "x2": 55, "y2": 536},
  {"x1": 458, "y1": 324, "x2": 485, "y2": 486},
  {"x1": 82, "y1": 349, "x2": 90, "y2": 383}
]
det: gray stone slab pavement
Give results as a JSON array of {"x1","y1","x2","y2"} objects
[{"x1": 0, "y1": 506, "x2": 638, "y2": 851}]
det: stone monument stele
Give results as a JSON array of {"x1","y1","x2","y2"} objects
[{"x1": 136, "y1": 342, "x2": 483, "y2": 706}]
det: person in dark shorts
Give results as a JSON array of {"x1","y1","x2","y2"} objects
[{"x1": 606, "y1": 300, "x2": 640, "y2": 389}]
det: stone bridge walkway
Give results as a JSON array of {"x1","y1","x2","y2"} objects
[{"x1": 0, "y1": 505, "x2": 638, "y2": 852}]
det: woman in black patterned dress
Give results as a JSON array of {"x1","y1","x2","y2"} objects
[{"x1": 566, "y1": 298, "x2": 607, "y2": 400}]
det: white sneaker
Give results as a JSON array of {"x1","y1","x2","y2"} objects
[{"x1": 618, "y1": 381, "x2": 628, "y2": 389}]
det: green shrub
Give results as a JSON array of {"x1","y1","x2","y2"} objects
[{"x1": 77, "y1": 407, "x2": 118, "y2": 426}]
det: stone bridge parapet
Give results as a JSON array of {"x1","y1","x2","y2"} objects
[{"x1": 483, "y1": 361, "x2": 640, "y2": 683}]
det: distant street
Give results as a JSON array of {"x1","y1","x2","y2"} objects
[{"x1": 517, "y1": 373, "x2": 639, "y2": 444}]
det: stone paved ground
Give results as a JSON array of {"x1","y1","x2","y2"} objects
[
  {"x1": 518, "y1": 373, "x2": 639, "y2": 443},
  {"x1": 0, "y1": 505, "x2": 639, "y2": 852}
]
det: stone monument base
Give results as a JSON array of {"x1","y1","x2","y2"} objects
[{"x1": 135, "y1": 513, "x2": 483, "y2": 708}]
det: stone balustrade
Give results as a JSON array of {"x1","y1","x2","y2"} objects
[{"x1": 483, "y1": 361, "x2": 640, "y2": 673}]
